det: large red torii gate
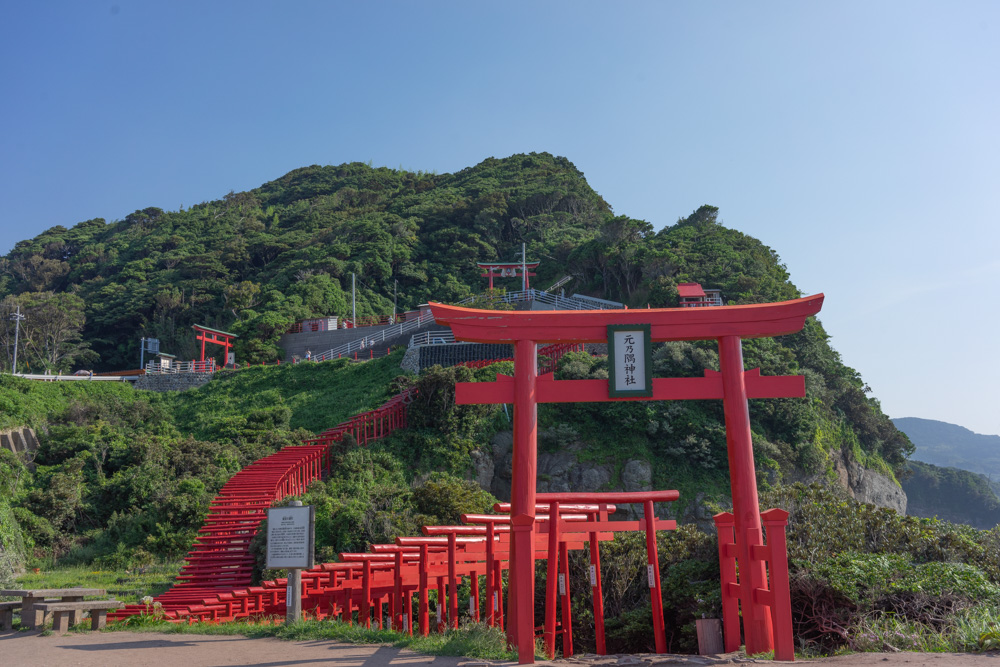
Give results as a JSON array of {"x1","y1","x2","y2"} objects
[{"x1": 430, "y1": 294, "x2": 824, "y2": 662}]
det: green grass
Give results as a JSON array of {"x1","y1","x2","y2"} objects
[
  {"x1": 107, "y1": 618, "x2": 535, "y2": 660},
  {"x1": 163, "y1": 348, "x2": 410, "y2": 438},
  {"x1": 10, "y1": 561, "x2": 182, "y2": 605}
]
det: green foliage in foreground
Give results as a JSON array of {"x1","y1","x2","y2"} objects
[
  {"x1": 763, "y1": 484, "x2": 1000, "y2": 654},
  {"x1": 107, "y1": 619, "x2": 530, "y2": 661}
]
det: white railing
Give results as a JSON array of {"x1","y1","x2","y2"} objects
[
  {"x1": 145, "y1": 360, "x2": 217, "y2": 374},
  {"x1": 12, "y1": 373, "x2": 136, "y2": 382},
  {"x1": 544, "y1": 275, "x2": 573, "y2": 292},
  {"x1": 408, "y1": 330, "x2": 457, "y2": 347},
  {"x1": 454, "y1": 288, "x2": 623, "y2": 311},
  {"x1": 313, "y1": 310, "x2": 436, "y2": 361}
]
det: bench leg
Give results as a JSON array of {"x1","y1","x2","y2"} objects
[
  {"x1": 91, "y1": 610, "x2": 109, "y2": 631},
  {"x1": 63, "y1": 595, "x2": 85, "y2": 626},
  {"x1": 52, "y1": 610, "x2": 71, "y2": 634},
  {"x1": 0, "y1": 608, "x2": 13, "y2": 631},
  {"x1": 22, "y1": 598, "x2": 49, "y2": 630}
]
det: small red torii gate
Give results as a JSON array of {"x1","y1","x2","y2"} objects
[
  {"x1": 192, "y1": 324, "x2": 238, "y2": 366},
  {"x1": 430, "y1": 294, "x2": 824, "y2": 663}
]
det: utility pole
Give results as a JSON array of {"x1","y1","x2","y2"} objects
[
  {"x1": 352, "y1": 273, "x2": 356, "y2": 326},
  {"x1": 9, "y1": 305, "x2": 24, "y2": 375},
  {"x1": 393, "y1": 279, "x2": 398, "y2": 320}
]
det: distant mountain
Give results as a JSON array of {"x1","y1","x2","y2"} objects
[
  {"x1": 893, "y1": 417, "x2": 1000, "y2": 482},
  {"x1": 901, "y1": 460, "x2": 1000, "y2": 530}
]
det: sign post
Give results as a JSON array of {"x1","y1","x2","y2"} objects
[{"x1": 267, "y1": 500, "x2": 315, "y2": 623}]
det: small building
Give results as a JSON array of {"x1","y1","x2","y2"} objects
[{"x1": 677, "y1": 283, "x2": 723, "y2": 308}]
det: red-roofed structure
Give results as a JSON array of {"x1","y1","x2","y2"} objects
[{"x1": 677, "y1": 282, "x2": 723, "y2": 307}]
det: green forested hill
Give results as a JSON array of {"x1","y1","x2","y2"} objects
[
  {"x1": 0, "y1": 154, "x2": 610, "y2": 369},
  {"x1": 0, "y1": 152, "x2": 911, "y2": 482}
]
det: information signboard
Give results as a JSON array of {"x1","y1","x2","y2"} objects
[
  {"x1": 607, "y1": 324, "x2": 652, "y2": 398},
  {"x1": 266, "y1": 505, "x2": 315, "y2": 569}
]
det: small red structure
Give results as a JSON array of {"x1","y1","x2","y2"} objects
[
  {"x1": 192, "y1": 325, "x2": 238, "y2": 366},
  {"x1": 677, "y1": 282, "x2": 723, "y2": 307},
  {"x1": 477, "y1": 261, "x2": 540, "y2": 290}
]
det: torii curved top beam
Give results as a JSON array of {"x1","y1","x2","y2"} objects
[{"x1": 429, "y1": 294, "x2": 824, "y2": 344}]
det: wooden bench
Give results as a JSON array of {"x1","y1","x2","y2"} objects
[
  {"x1": 31, "y1": 600, "x2": 123, "y2": 633},
  {"x1": 0, "y1": 601, "x2": 21, "y2": 631}
]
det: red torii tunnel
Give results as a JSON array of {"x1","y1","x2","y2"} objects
[{"x1": 430, "y1": 294, "x2": 824, "y2": 663}]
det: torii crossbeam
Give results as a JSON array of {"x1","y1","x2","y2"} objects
[{"x1": 430, "y1": 294, "x2": 824, "y2": 662}]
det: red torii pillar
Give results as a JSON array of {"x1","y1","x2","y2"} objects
[{"x1": 430, "y1": 294, "x2": 824, "y2": 663}]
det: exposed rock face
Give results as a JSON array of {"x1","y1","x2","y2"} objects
[
  {"x1": 473, "y1": 430, "x2": 908, "y2": 519},
  {"x1": 480, "y1": 430, "x2": 614, "y2": 501},
  {"x1": 833, "y1": 453, "x2": 908, "y2": 514}
]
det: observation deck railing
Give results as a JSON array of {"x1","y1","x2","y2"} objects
[{"x1": 312, "y1": 310, "x2": 436, "y2": 362}]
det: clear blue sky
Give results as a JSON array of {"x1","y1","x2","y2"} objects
[{"x1": 1, "y1": 2, "x2": 998, "y2": 435}]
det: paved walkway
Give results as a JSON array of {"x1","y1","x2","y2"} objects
[{"x1": 1, "y1": 630, "x2": 998, "y2": 667}]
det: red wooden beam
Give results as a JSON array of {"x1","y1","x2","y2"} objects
[{"x1": 430, "y1": 294, "x2": 823, "y2": 344}]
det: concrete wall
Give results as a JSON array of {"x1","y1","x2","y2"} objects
[
  {"x1": 0, "y1": 427, "x2": 39, "y2": 455},
  {"x1": 134, "y1": 373, "x2": 215, "y2": 392}
]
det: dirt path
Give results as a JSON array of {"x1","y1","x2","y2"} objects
[{"x1": 1, "y1": 630, "x2": 998, "y2": 667}]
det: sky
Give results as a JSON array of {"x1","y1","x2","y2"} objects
[{"x1": 1, "y1": 2, "x2": 998, "y2": 436}]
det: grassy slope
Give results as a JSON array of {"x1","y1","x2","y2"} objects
[
  {"x1": 161, "y1": 349, "x2": 409, "y2": 438},
  {"x1": 0, "y1": 375, "x2": 143, "y2": 431}
]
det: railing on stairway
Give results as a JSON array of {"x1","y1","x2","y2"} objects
[
  {"x1": 544, "y1": 275, "x2": 573, "y2": 293},
  {"x1": 408, "y1": 330, "x2": 457, "y2": 347},
  {"x1": 313, "y1": 310, "x2": 436, "y2": 361}
]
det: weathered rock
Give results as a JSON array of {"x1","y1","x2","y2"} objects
[
  {"x1": 470, "y1": 447, "x2": 494, "y2": 492},
  {"x1": 831, "y1": 450, "x2": 908, "y2": 514},
  {"x1": 622, "y1": 459, "x2": 653, "y2": 492}
]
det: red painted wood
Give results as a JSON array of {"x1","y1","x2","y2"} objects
[
  {"x1": 455, "y1": 370, "x2": 804, "y2": 405},
  {"x1": 507, "y1": 339, "x2": 539, "y2": 661},
  {"x1": 719, "y1": 336, "x2": 773, "y2": 655},
  {"x1": 430, "y1": 295, "x2": 823, "y2": 343}
]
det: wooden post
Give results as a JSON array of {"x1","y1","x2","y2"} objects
[
  {"x1": 510, "y1": 339, "x2": 538, "y2": 662},
  {"x1": 719, "y1": 336, "x2": 773, "y2": 655}
]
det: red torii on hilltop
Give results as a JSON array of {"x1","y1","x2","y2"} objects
[
  {"x1": 192, "y1": 324, "x2": 238, "y2": 366},
  {"x1": 430, "y1": 294, "x2": 824, "y2": 663},
  {"x1": 477, "y1": 261, "x2": 540, "y2": 290}
]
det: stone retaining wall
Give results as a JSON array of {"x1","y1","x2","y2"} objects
[
  {"x1": 0, "y1": 427, "x2": 39, "y2": 455},
  {"x1": 134, "y1": 373, "x2": 215, "y2": 392}
]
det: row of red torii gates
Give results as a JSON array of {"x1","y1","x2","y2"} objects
[{"x1": 428, "y1": 293, "x2": 825, "y2": 662}]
